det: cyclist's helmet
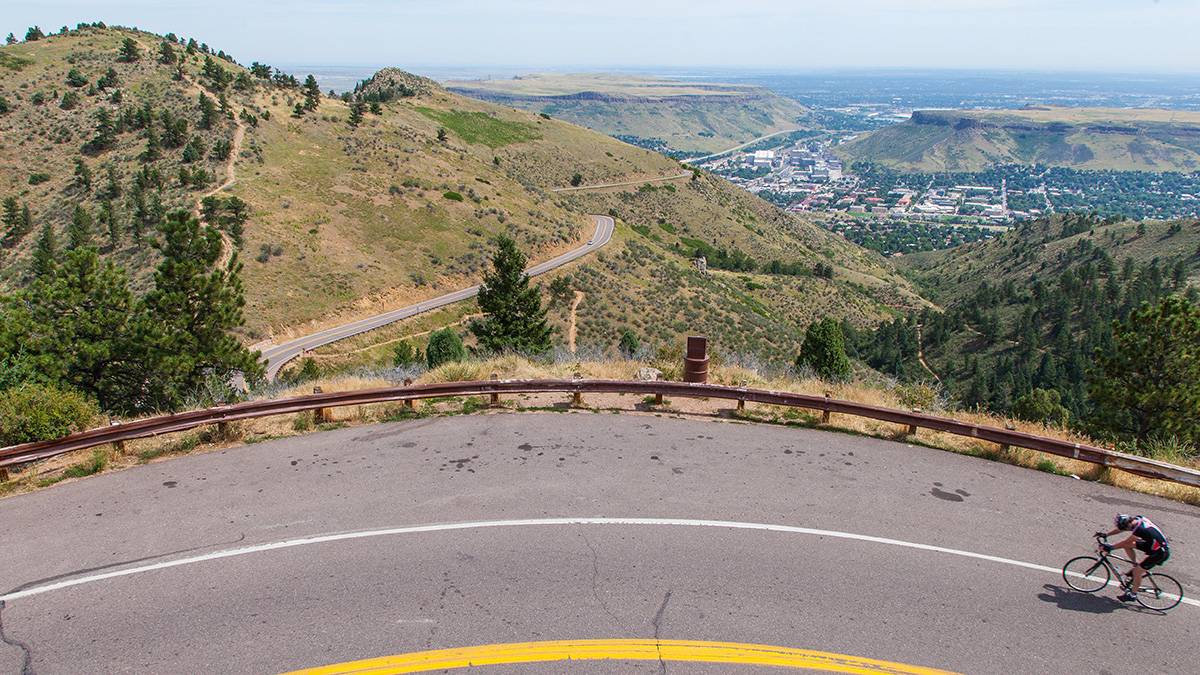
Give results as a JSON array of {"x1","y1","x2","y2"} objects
[{"x1": 1115, "y1": 514, "x2": 1135, "y2": 530}]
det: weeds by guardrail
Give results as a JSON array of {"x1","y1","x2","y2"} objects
[{"x1": 3, "y1": 379, "x2": 1198, "y2": 488}]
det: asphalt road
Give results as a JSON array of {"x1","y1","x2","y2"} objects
[
  {"x1": 1, "y1": 413, "x2": 1198, "y2": 674},
  {"x1": 258, "y1": 215, "x2": 615, "y2": 379}
]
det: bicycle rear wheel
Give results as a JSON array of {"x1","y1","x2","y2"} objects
[
  {"x1": 1063, "y1": 556, "x2": 1110, "y2": 592},
  {"x1": 1136, "y1": 572, "x2": 1183, "y2": 611}
]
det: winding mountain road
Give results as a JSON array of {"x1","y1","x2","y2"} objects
[{"x1": 258, "y1": 215, "x2": 615, "y2": 379}]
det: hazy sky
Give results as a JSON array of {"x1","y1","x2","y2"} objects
[{"x1": 2, "y1": 1, "x2": 1196, "y2": 74}]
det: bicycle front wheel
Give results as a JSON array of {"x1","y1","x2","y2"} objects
[
  {"x1": 1136, "y1": 573, "x2": 1183, "y2": 611},
  {"x1": 1063, "y1": 556, "x2": 1110, "y2": 592}
]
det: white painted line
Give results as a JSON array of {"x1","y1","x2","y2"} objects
[{"x1": 4, "y1": 518, "x2": 1194, "y2": 607}]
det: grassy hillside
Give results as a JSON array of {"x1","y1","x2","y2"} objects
[
  {"x1": 834, "y1": 107, "x2": 1200, "y2": 173},
  {"x1": 1, "y1": 25, "x2": 929, "y2": 381},
  {"x1": 447, "y1": 72, "x2": 816, "y2": 156}
]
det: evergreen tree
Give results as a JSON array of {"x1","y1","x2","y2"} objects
[
  {"x1": 15, "y1": 247, "x2": 142, "y2": 410},
  {"x1": 198, "y1": 93, "x2": 218, "y2": 129},
  {"x1": 1088, "y1": 295, "x2": 1200, "y2": 446},
  {"x1": 470, "y1": 235, "x2": 553, "y2": 354},
  {"x1": 31, "y1": 223, "x2": 57, "y2": 279},
  {"x1": 85, "y1": 108, "x2": 118, "y2": 152},
  {"x1": 348, "y1": 102, "x2": 365, "y2": 127},
  {"x1": 68, "y1": 204, "x2": 93, "y2": 249},
  {"x1": 143, "y1": 123, "x2": 162, "y2": 162},
  {"x1": 1, "y1": 197, "x2": 19, "y2": 236},
  {"x1": 74, "y1": 159, "x2": 93, "y2": 192},
  {"x1": 618, "y1": 329, "x2": 639, "y2": 358},
  {"x1": 796, "y1": 317, "x2": 852, "y2": 381},
  {"x1": 141, "y1": 210, "x2": 263, "y2": 409},
  {"x1": 303, "y1": 74, "x2": 321, "y2": 111},
  {"x1": 425, "y1": 328, "x2": 465, "y2": 369},
  {"x1": 158, "y1": 40, "x2": 177, "y2": 65},
  {"x1": 119, "y1": 37, "x2": 140, "y2": 61}
]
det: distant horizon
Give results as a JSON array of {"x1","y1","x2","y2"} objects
[{"x1": 3, "y1": 1, "x2": 1198, "y2": 77}]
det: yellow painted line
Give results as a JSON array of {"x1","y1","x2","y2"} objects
[{"x1": 279, "y1": 639, "x2": 962, "y2": 675}]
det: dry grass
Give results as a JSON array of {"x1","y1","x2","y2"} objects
[{"x1": 4, "y1": 356, "x2": 1197, "y2": 506}]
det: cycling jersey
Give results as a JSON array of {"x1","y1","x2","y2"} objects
[{"x1": 1131, "y1": 517, "x2": 1168, "y2": 551}]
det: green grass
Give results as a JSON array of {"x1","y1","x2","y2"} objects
[
  {"x1": 63, "y1": 450, "x2": 107, "y2": 478},
  {"x1": 414, "y1": 107, "x2": 541, "y2": 148},
  {"x1": 0, "y1": 53, "x2": 34, "y2": 72}
]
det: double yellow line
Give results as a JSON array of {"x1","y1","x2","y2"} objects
[{"x1": 281, "y1": 639, "x2": 961, "y2": 674}]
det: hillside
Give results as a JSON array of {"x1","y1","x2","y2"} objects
[
  {"x1": 0, "y1": 25, "x2": 925, "y2": 379},
  {"x1": 447, "y1": 72, "x2": 817, "y2": 157},
  {"x1": 834, "y1": 107, "x2": 1200, "y2": 173},
  {"x1": 875, "y1": 214, "x2": 1200, "y2": 417}
]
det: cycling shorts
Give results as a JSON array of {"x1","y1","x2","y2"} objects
[{"x1": 1136, "y1": 541, "x2": 1170, "y2": 570}]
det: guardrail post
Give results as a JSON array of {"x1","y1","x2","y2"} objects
[
  {"x1": 313, "y1": 386, "x2": 330, "y2": 423},
  {"x1": 572, "y1": 371, "x2": 583, "y2": 406},
  {"x1": 0, "y1": 468, "x2": 8, "y2": 482},
  {"x1": 110, "y1": 421, "x2": 126, "y2": 454},
  {"x1": 907, "y1": 409, "x2": 920, "y2": 435},
  {"x1": 737, "y1": 380, "x2": 747, "y2": 410},
  {"x1": 490, "y1": 373, "x2": 500, "y2": 405},
  {"x1": 403, "y1": 378, "x2": 416, "y2": 410},
  {"x1": 822, "y1": 391, "x2": 832, "y2": 423},
  {"x1": 1001, "y1": 422, "x2": 1015, "y2": 452}
]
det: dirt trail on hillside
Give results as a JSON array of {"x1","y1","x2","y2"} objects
[{"x1": 132, "y1": 37, "x2": 247, "y2": 270}]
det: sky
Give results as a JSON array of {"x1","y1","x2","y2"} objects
[{"x1": 2, "y1": 0, "x2": 1197, "y2": 75}]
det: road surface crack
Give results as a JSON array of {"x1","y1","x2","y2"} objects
[
  {"x1": 581, "y1": 532, "x2": 623, "y2": 628},
  {"x1": 652, "y1": 590, "x2": 672, "y2": 674},
  {"x1": 0, "y1": 601, "x2": 34, "y2": 675}
]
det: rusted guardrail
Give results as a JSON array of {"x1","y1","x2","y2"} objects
[{"x1": 2, "y1": 379, "x2": 1198, "y2": 488}]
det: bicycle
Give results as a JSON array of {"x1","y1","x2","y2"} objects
[{"x1": 1062, "y1": 535, "x2": 1183, "y2": 611}]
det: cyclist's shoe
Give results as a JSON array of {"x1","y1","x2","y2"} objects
[{"x1": 1117, "y1": 592, "x2": 1138, "y2": 603}]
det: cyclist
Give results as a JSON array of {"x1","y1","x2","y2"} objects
[{"x1": 1097, "y1": 514, "x2": 1170, "y2": 603}]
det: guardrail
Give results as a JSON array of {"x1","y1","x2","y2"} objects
[{"x1": 3, "y1": 379, "x2": 1198, "y2": 488}]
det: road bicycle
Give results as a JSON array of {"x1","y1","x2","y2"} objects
[{"x1": 1062, "y1": 535, "x2": 1183, "y2": 611}]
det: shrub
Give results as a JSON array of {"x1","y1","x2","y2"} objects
[
  {"x1": 393, "y1": 340, "x2": 416, "y2": 367},
  {"x1": 28, "y1": 172, "x2": 51, "y2": 185},
  {"x1": 426, "y1": 327, "x2": 465, "y2": 369},
  {"x1": 443, "y1": 190, "x2": 463, "y2": 202},
  {"x1": 0, "y1": 383, "x2": 98, "y2": 445}
]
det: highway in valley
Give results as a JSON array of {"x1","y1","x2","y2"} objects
[
  {"x1": 1, "y1": 413, "x2": 1197, "y2": 674},
  {"x1": 257, "y1": 215, "x2": 615, "y2": 380}
]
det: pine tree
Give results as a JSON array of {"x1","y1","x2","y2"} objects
[
  {"x1": 74, "y1": 159, "x2": 93, "y2": 192},
  {"x1": 68, "y1": 204, "x2": 93, "y2": 249},
  {"x1": 141, "y1": 210, "x2": 263, "y2": 409},
  {"x1": 1, "y1": 197, "x2": 19, "y2": 234},
  {"x1": 425, "y1": 328, "x2": 465, "y2": 369},
  {"x1": 86, "y1": 108, "x2": 118, "y2": 152},
  {"x1": 158, "y1": 40, "x2": 177, "y2": 65},
  {"x1": 198, "y1": 93, "x2": 218, "y2": 129},
  {"x1": 348, "y1": 102, "x2": 365, "y2": 127},
  {"x1": 1088, "y1": 295, "x2": 1200, "y2": 446},
  {"x1": 17, "y1": 247, "x2": 141, "y2": 410},
  {"x1": 796, "y1": 317, "x2": 852, "y2": 381},
  {"x1": 31, "y1": 223, "x2": 57, "y2": 279},
  {"x1": 471, "y1": 235, "x2": 553, "y2": 354},
  {"x1": 143, "y1": 123, "x2": 162, "y2": 162},
  {"x1": 303, "y1": 75, "x2": 321, "y2": 111},
  {"x1": 119, "y1": 37, "x2": 140, "y2": 61}
]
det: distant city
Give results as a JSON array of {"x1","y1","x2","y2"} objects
[{"x1": 298, "y1": 66, "x2": 1200, "y2": 254}]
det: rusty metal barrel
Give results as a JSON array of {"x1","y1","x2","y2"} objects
[{"x1": 683, "y1": 336, "x2": 709, "y2": 383}]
